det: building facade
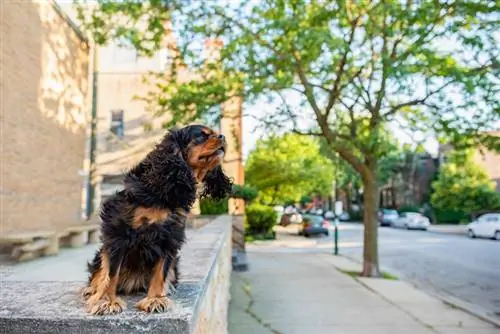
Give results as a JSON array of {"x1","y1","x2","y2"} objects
[
  {"x1": 1, "y1": 1, "x2": 90, "y2": 234},
  {"x1": 439, "y1": 136, "x2": 500, "y2": 191}
]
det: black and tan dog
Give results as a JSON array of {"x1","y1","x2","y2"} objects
[{"x1": 83, "y1": 124, "x2": 232, "y2": 315}]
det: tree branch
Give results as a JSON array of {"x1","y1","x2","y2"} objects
[
  {"x1": 325, "y1": 17, "x2": 359, "y2": 117},
  {"x1": 383, "y1": 80, "x2": 455, "y2": 118},
  {"x1": 373, "y1": 5, "x2": 389, "y2": 118},
  {"x1": 290, "y1": 45, "x2": 323, "y2": 117}
]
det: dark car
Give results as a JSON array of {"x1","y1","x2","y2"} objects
[
  {"x1": 378, "y1": 209, "x2": 399, "y2": 227},
  {"x1": 299, "y1": 215, "x2": 330, "y2": 237}
]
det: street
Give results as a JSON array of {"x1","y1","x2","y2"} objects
[{"x1": 261, "y1": 223, "x2": 500, "y2": 321}]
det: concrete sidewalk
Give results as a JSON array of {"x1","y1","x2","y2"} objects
[{"x1": 228, "y1": 251, "x2": 498, "y2": 334}]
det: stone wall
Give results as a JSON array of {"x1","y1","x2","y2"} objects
[
  {"x1": 191, "y1": 217, "x2": 232, "y2": 334},
  {"x1": 0, "y1": 215, "x2": 232, "y2": 334},
  {"x1": 1, "y1": 1, "x2": 90, "y2": 234}
]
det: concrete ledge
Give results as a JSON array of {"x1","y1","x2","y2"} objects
[{"x1": 0, "y1": 215, "x2": 232, "y2": 334}]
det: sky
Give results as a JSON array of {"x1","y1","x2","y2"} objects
[
  {"x1": 241, "y1": 95, "x2": 440, "y2": 162},
  {"x1": 59, "y1": 0, "x2": 492, "y2": 163}
]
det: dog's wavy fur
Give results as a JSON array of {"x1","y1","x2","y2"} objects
[{"x1": 83, "y1": 125, "x2": 232, "y2": 315}]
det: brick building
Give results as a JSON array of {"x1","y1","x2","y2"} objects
[
  {"x1": 439, "y1": 134, "x2": 500, "y2": 191},
  {"x1": 59, "y1": 5, "x2": 244, "y2": 215},
  {"x1": 1, "y1": 1, "x2": 90, "y2": 234}
]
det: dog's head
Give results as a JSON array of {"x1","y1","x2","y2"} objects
[{"x1": 161, "y1": 124, "x2": 233, "y2": 200}]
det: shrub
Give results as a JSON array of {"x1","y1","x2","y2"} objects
[
  {"x1": 245, "y1": 203, "x2": 277, "y2": 238},
  {"x1": 231, "y1": 184, "x2": 258, "y2": 202},
  {"x1": 434, "y1": 209, "x2": 468, "y2": 224},
  {"x1": 299, "y1": 195, "x2": 312, "y2": 205},
  {"x1": 348, "y1": 210, "x2": 363, "y2": 222},
  {"x1": 398, "y1": 205, "x2": 421, "y2": 214},
  {"x1": 199, "y1": 198, "x2": 228, "y2": 215}
]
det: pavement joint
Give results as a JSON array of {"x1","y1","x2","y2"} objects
[{"x1": 350, "y1": 273, "x2": 441, "y2": 334}]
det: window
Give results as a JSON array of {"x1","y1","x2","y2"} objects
[
  {"x1": 110, "y1": 109, "x2": 124, "y2": 139},
  {"x1": 487, "y1": 215, "x2": 500, "y2": 222}
]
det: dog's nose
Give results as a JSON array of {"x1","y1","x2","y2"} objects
[{"x1": 217, "y1": 134, "x2": 225, "y2": 141}]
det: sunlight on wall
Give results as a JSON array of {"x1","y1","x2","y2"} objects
[{"x1": 37, "y1": 2, "x2": 89, "y2": 134}]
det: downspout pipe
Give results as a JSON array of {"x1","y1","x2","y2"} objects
[{"x1": 85, "y1": 45, "x2": 98, "y2": 219}]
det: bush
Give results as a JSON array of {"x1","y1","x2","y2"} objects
[
  {"x1": 300, "y1": 195, "x2": 312, "y2": 205},
  {"x1": 199, "y1": 198, "x2": 228, "y2": 215},
  {"x1": 398, "y1": 206, "x2": 421, "y2": 214},
  {"x1": 348, "y1": 210, "x2": 363, "y2": 222},
  {"x1": 231, "y1": 184, "x2": 258, "y2": 202},
  {"x1": 245, "y1": 203, "x2": 277, "y2": 239},
  {"x1": 434, "y1": 209, "x2": 468, "y2": 224}
]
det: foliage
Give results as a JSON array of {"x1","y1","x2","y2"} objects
[
  {"x1": 200, "y1": 184, "x2": 258, "y2": 214},
  {"x1": 245, "y1": 133, "x2": 334, "y2": 205},
  {"x1": 431, "y1": 150, "x2": 500, "y2": 217},
  {"x1": 231, "y1": 184, "x2": 258, "y2": 202},
  {"x1": 199, "y1": 198, "x2": 228, "y2": 215},
  {"x1": 245, "y1": 203, "x2": 278, "y2": 238},
  {"x1": 299, "y1": 195, "x2": 312, "y2": 205},
  {"x1": 79, "y1": 0, "x2": 500, "y2": 276},
  {"x1": 433, "y1": 209, "x2": 468, "y2": 224},
  {"x1": 397, "y1": 206, "x2": 421, "y2": 214}
]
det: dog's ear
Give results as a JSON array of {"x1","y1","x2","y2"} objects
[
  {"x1": 160, "y1": 127, "x2": 187, "y2": 158},
  {"x1": 200, "y1": 165, "x2": 233, "y2": 200},
  {"x1": 124, "y1": 128, "x2": 197, "y2": 211}
]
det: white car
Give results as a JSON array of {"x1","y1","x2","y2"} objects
[
  {"x1": 467, "y1": 213, "x2": 500, "y2": 240},
  {"x1": 391, "y1": 212, "x2": 430, "y2": 230}
]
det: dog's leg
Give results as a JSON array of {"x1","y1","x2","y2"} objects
[
  {"x1": 136, "y1": 257, "x2": 172, "y2": 313},
  {"x1": 86, "y1": 248, "x2": 126, "y2": 315},
  {"x1": 166, "y1": 255, "x2": 179, "y2": 296}
]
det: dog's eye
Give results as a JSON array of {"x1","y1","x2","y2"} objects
[{"x1": 196, "y1": 133, "x2": 209, "y2": 143}]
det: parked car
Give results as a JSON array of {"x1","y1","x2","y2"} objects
[
  {"x1": 391, "y1": 212, "x2": 430, "y2": 230},
  {"x1": 299, "y1": 215, "x2": 330, "y2": 237},
  {"x1": 324, "y1": 210, "x2": 335, "y2": 220},
  {"x1": 467, "y1": 213, "x2": 500, "y2": 240},
  {"x1": 378, "y1": 209, "x2": 399, "y2": 227},
  {"x1": 279, "y1": 212, "x2": 303, "y2": 227},
  {"x1": 339, "y1": 212, "x2": 350, "y2": 221}
]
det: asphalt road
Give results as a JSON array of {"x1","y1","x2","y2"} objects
[{"x1": 272, "y1": 222, "x2": 500, "y2": 321}]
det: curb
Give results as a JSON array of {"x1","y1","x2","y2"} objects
[
  {"x1": 426, "y1": 229, "x2": 466, "y2": 237},
  {"x1": 338, "y1": 254, "x2": 500, "y2": 328},
  {"x1": 426, "y1": 290, "x2": 500, "y2": 328}
]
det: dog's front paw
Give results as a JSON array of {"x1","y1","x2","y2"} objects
[
  {"x1": 136, "y1": 296, "x2": 171, "y2": 313},
  {"x1": 87, "y1": 298, "x2": 126, "y2": 316},
  {"x1": 81, "y1": 287, "x2": 95, "y2": 300}
]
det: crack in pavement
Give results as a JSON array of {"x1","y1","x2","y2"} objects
[{"x1": 234, "y1": 274, "x2": 283, "y2": 334}]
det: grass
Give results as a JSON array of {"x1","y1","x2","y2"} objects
[{"x1": 340, "y1": 269, "x2": 398, "y2": 280}]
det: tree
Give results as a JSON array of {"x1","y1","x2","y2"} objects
[
  {"x1": 431, "y1": 150, "x2": 500, "y2": 217},
  {"x1": 245, "y1": 133, "x2": 334, "y2": 205},
  {"x1": 78, "y1": 0, "x2": 500, "y2": 276}
]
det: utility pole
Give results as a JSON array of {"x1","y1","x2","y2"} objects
[{"x1": 333, "y1": 152, "x2": 340, "y2": 255}]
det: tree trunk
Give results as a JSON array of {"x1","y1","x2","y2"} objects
[
  {"x1": 361, "y1": 170, "x2": 381, "y2": 277},
  {"x1": 346, "y1": 187, "x2": 352, "y2": 212},
  {"x1": 270, "y1": 185, "x2": 279, "y2": 205}
]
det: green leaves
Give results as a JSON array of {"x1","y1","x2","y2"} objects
[
  {"x1": 245, "y1": 133, "x2": 334, "y2": 204},
  {"x1": 78, "y1": 0, "x2": 499, "y2": 194},
  {"x1": 431, "y1": 150, "x2": 500, "y2": 215}
]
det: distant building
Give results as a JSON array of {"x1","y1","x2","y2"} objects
[
  {"x1": 1, "y1": 1, "x2": 90, "y2": 234},
  {"x1": 438, "y1": 133, "x2": 500, "y2": 191},
  {"x1": 379, "y1": 152, "x2": 438, "y2": 209},
  {"x1": 58, "y1": 5, "x2": 244, "y2": 215}
]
